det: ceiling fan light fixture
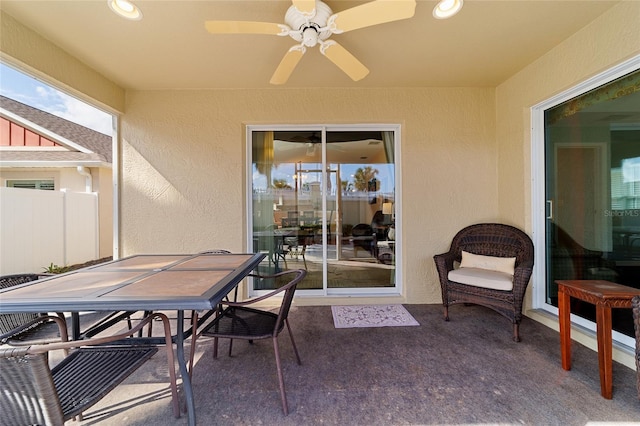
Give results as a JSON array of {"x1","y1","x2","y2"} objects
[
  {"x1": 108, "y1": 0, "x2": 142, "y2": 21},
  {"x1": 302, "y1": 26, "x2": 320, "y2": 47},
  {"x1": 433, "y1": 0, "x2": 463, "y2": 20}
]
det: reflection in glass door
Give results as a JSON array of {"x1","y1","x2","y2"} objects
[
  {"x1": 249, "y1": 127, "x2": 398, "y2": 294},
  {"x1": 543, "y1": 69, "x2": 640, "y2": 339}
]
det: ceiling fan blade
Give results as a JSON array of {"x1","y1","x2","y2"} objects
[
  {"x1": 321, "y1": 41, "x2": 369, "y2": 82},
  {"x1": 291, "y1": 0, "x2": 316, "y2": 14},
  {"x1": 330, "y1": 0, "x2": 417, "y2": 33},
  {"x1": 205, "y1": 21, "x2": 286, "y2": 35},
  {"x1": 270, "y1": 47, "x2": 305, "y2": 85}
]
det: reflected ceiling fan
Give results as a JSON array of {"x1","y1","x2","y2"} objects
[{"x1": 205, "y1": 0, "x2": 417, "y2": 85}]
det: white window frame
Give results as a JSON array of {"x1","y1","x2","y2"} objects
[{"x1": 6, "y1": 179, "x2": 55, "y2": 190}]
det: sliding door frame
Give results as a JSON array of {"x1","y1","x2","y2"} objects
[
  {"x1": 531, "y1": 54, "x2": 640, "y2": 348},
  {"x1": 246, "y1": 123, "x2": 402, "y2": 298}
]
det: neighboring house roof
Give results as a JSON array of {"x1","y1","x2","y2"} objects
[{"x1": 0, "y1": 95, "x2": 111, "y2": 167}]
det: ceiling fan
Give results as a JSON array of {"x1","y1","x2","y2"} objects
[{"x1": 205, "y1": 0, "x2": 417, "y2": 85}]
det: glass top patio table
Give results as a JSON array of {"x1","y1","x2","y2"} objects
[{"x1": 0, "y1": 252, "x2": 265, "y2": 426}]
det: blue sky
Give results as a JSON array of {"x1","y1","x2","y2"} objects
[{"x1": 0, "y1": 63, "x2": 113, "y2": 135}]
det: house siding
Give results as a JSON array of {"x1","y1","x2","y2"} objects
[{"x1": 1, "y1": 117, "x2": 58, "y2": 147}]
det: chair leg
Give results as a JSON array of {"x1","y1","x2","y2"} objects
[
  {"x1": 212, "y1": 304, "x2": 224, "y2": 359},
  {"x1": 145, "y1": 310, "x2": 154, "y2": 337},
  {"x1": 286, "y1": 319, "x2": 302, "y2": 365},
  {"x1": 153, "y1": 313, "x2": 180, "y2": 418},
  {"x1": 228, "y1": 338, "x2": 234, "y2": 356},
  {"x1": 443, "y1": 305, "x2": 450, "y2": 321},
  {"x1": 213, "y1": 336, "x2": 219, "y2": 358},
  {"x1": 273, "y1": 336, "x2": 289, "y2": 415},
  {"x1": 188, "y1": 311, "x2": 199, "y2": 379},
  {"x1": 513, "y1": 322, "x2": 521, "y2": 342}
]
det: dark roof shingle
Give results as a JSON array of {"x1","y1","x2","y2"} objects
[{"x1": 0, "y1": 95, "x2": 112, "y2": 164}]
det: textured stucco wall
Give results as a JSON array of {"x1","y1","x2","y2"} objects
[
  {"x1": 0, "y1": 11, "x2": 124, "y2": 113},
  {"x1": 121, "y1": 88, "x2": 497, "y2": 304},
  {"x1": 496, "y1": 0, "x2": 640, "y2": 309}
]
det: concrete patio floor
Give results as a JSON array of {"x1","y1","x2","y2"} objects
[{"x1": 64, "y1": 304, "x2": 639, "y2": 426}]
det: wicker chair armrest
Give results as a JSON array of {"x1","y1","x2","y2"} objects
[
  {"x1": 512, "y1": 262, "x2": 534, "y2": 298},
  {"x1": 515, "y1": 259, "x2": 534, "y2": 271},
  {"x1": 0, "y1": 314, "x2": 69, "y2": 344},
  {"x1": 433, "y1": 252, "x2": 456, "y2": 271}
]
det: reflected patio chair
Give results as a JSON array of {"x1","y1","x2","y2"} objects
[
  {"x1": 0, "y1": 274, "x2": 68, "y2": 348},
  {"x1": 0, "y1": 312, "x2": 180, "y2": 424},
  {"x1": 351, "y1": 223, "x2": 376, "y2": 258},
  {"x1": 285, "y1": 230, "x2": 311, "y2": 270},
  {"x1": 632, "y1": 295, "x2": 640, "y2": 400},
  {"x1": 197, "y1": 269, "x2": 307, "y2": 415}
]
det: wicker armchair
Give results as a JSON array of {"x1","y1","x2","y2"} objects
[
  {"x1": 196, "y1": 269, "x2": 307, "y2": 415},
  {"x1": 433, "y1": 223, "x2": 534, "y2": 342},
  {"x1": 0, "y1": 312, "x2": 179, "y2": 424},
  {"x1": 0, "y1": 274, "x2": 68, "y2": 347},
  {"x1": 632, "y1": 295, "x2": 640, "y2": 400}
]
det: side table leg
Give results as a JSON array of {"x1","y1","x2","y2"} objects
[
  {"x1": 558, "y1": 287, "x2": 572, "y2": 370},
  {"x1": 595, "y1": 304, "x2": 613, "y2": 399}
]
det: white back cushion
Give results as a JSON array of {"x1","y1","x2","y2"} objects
[{"x1": 460, "y1": 250, "x2": 516, "y2": 276}]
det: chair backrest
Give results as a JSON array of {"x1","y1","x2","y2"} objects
[
  {"x1": 0, "y1": 273, "x2": 43, "y2": 290},
  {"x1": 275, "y1": 269, "x2": 307, "y2": 331},
  {"x1": 352, "y1": 223, "x2": 373, "y2": 237},
  {"x1": 0, "y1": 274, "x2": 44, "y2": 335},
  {"x1": 449, "y1": 223, "x2": 534, "y2": 267},
  {"x1": 282, "y1": 218, "x2": 299, "y2": 227},
  {"x1": 199, "y1": 249, "x2": 231, "y2": 254},
  {"x1": 0, "y1": 347, "x2": 65, "y2": 425}
]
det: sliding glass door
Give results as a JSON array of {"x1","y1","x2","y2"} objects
[
  {"x1": 249, "y1": 126, "x2": 399, "y2": 295},
  {"x1": 542, "y1": 68, "x2": 640, "y2": 342}
]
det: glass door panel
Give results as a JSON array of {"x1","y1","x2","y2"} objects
[
  {"x1": 544, "y1": 69, "x2": 640, "y2": 338},
  {"x1": 250, "y1": 128, "x2": 398, "y2": 293},
  {"x1": 326, "y1": 131, "x2": 395, "y2": 288}
]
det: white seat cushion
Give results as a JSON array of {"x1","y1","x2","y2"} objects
[{"x1": 448, "y1": 267, "x2": 514, "y2": 291}]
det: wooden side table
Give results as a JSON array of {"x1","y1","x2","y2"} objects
[{"x1": 556, "y1": 279, "x2": 640, "y2": 399}]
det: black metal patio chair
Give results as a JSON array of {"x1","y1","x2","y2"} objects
[
  {"x1": 0, "y1": 273, "x2": 68, "y2": 347},
  {"x1": 0, "y1": 312, "x2": 179, "y2": 424},
  {"x1": 195, "y1": 269, "x2": 307, "y2": 415}
]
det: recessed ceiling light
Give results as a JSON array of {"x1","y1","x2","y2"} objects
[
  {"x1": 108, "y1": 0, "x2": 143, "y2": 21},
  {"x1": 433, "y1": 0, "x2": 463, "y2": 20}
]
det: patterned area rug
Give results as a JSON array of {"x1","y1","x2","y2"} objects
[{"x1": 331, "y1": 304, "x2": 420, "y2": 328}]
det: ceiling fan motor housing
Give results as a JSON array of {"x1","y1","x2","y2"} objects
[{"x1": 286, "y1": 0, "x2": 333, "y2": 46}]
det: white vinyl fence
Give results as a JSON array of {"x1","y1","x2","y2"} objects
[{"x1": 0, "y1": 187, "x2": 99, "y2": 275}]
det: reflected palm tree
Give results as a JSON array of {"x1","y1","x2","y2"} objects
[{"x1": 353, "y1": 166, "x2": 379, "y2": 191}]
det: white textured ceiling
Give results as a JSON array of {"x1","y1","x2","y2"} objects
[{"x1": 0, "y1": 1, "x2": 620, "y2": 90}]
